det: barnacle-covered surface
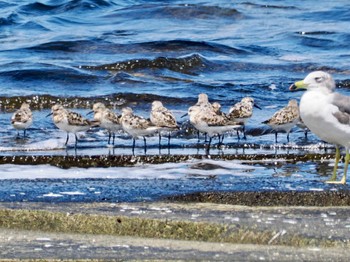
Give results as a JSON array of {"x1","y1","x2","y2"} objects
[{"x1": 0, "y1": 152, "x2": 335, "y2": 168}]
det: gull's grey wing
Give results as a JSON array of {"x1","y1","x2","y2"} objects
[
  {"x1": 332, "y1": 93, "x2": 350, "y2": 114},
  {"x1": 331, "y1": 93, "x2": 350, "y2": 125}
]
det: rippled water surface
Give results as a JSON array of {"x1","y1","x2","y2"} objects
[{"x1": 1, "y1": 0, "x2": 350, "y2": 201}]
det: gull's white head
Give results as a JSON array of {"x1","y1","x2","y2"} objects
[{"x1": 289, "y1": 71, "x2": 335, "y2": 93}]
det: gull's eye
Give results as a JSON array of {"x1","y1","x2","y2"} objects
[{"x1": 315, "y1": 77, "x2": 323, "y2": 83}]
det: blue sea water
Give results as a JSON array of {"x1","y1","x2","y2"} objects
[{"x1": 0, "y1": 0, "x2": 350, "y2": 201}]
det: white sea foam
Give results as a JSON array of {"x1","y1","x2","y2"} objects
[{"x1": 0, "y1": 159, "x2": 258, "y2": 180}]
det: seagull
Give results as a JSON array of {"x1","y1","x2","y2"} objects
[
  {"x1": 88, "y1": 102, "x2": 122, "y2": 145},
  {"x1": 11, "y1": 102, "x2": 33, "y2": 138},
  {"x1": 227, "y1": 97, "x2": 261, "y2": 139},
  {"x1": 262, "y1": 99, "x2": 299, "y2": 143},
  {"x1": 290, "y1": 71, "x2": 350, "y2": 184},
  {"x1": 150, "y1": 100, "x2": 179, "y2": 148}
]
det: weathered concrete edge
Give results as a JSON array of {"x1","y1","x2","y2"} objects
[{"x1": 0, "y1": 204, "x2": 347, "y2": 249}]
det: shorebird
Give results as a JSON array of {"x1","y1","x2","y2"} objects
[
  {"x1": 47, "y1": 104, "x2": 98, "y2": 147},
  {"x1": 150, "y1": 100, "x2": 179, "y2": 147},
  {"x1": 211, "y1": 102, "x2": 227, "y2": 143},
  {"x1": 262, "y1": 99, "x2": 299, "y2": 143},
  {"x1": 88, "y1": 102, "x2": 122, "y2": 145},
  {"x1": 120, "y1": 107, "x2": 160, "y2": 154},
  {"x1": 11, "y1": 102, "x2": 33, "y2": 138},
  {"x1": 184, "y1": 93, "x2": 215, "y2": 142},
  {"x1": 290, "y1": 71, "x2": 350, "y2": 184},
  {"x1": 227, "y1": 97, "x2": 261, "y2": 139},
  {"x1": 188, "y1": 105, "x2": 241, "y2": 151}
]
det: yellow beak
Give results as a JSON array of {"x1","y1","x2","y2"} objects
[{"x1": 289, "y1": 80, "x2": 307, "y2": 91}]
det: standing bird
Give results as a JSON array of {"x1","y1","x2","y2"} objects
[
  {"x1": 290, "y1": 71, "x2": 350, "y2": 184},
  {"x1": 227, "y1": 97, "x2": 261, "y2": 139},
  {"x1": 184, "y1": 93, "x2": 215, "y2": 142},
  {"x1": 188, "y1": 105, "x2": 241, "y2": 152},
  {"x1": 11, "y1": 102, "x2": 33, "y2": 138},
  {"x1": 47, "y1": 104, "x2": 98, "y2": 147},
  {"x1": 211, "y1": 102, "x2": 227, "y2": 143},
  {"x1": 262, "y1": 99, "x2": 299, "y2": 143},
  {"x1": 150, "y1": 101, "x2": 179, "y2": 148},
  {"x1": 88, "y1": 102, "x2": 122, "y2": 145},
  {"x1": 120, "y1": 107, "x2": 160, "y2": 154}
]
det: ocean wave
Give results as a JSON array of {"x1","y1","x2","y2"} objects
[
  {"x1": 0, "y1": 92, "x2": 194, "y2": 111},
  {"x1": 0, "y1": 12, "x2": 20, "y2": 26},
  {"x1": 19, "y1": 0, "x2": 114, "y2": 15},
  {"x1": 108, "y1": 3, "x2": 243, "y2": 21},
  {"x1": 28, "y1": 39, "x2": 246, "y2": 56},
  {"x1": 0, "y1": 66, "x2": 99, "y2": 83},
  {"x1": 79, "y1": 54, "x2": 210, "y2": 75},
  {"x1": 241, "y1": 2, "x2": 298, "y2": 10}
]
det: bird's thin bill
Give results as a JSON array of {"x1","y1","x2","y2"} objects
[
  {"x1": 181, "y1": 112, "x2": 188, "y2": 118},
  {"x1": 46, "y1": 112, "x2": 53, "y2": 117},
  {"x1": 254, "y1": 103, "x2": 262, "y2": 110}
]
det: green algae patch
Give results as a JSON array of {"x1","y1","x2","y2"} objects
[{"x1": 0, "y1": 208, "x2": 347, "y2": 248}]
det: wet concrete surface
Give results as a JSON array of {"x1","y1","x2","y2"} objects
[
  {"x1": 0, "y1": 201, "x2": 350, "y2": 260},
  {"x1": 0, "y1": 228, "x2": 348, "y2": 261}
]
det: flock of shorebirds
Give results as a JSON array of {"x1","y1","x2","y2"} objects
[
  {"x1": 11, "y1": 91, "x2": 303, "y2": 152},
  {"x1": 9, "y1": 71, "x2": 350, "y2": 184}
]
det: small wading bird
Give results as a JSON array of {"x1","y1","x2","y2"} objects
[
  {"x1": 187, "y1": 105, "x2": 242, "y2": 153},
  {"x1": 120, "y1": 107, "x2": 160, "y2": 154},
  {"x1": 290, "y1": 71, "x2": 350, "y2": 184},
  {"x1": 262, "y1": 99, "x2": 299, "y2": 143},
  {"x1": 227, "y1": 97, "x2": 261, "y2": 139},
  {"x1": 11, "y1": 102, "x2": 33, "y2": 138},
  {"x1": 88, "y1": 102, "x2": 122, "y2": 145},
  {"x1": 47, "y1": 104, "x2": 99, "y2": 147},
  {"x1": 187, "y1": 93, "x2": 214, "y2": 142},
  {"x1": 150, "y1": 100, "x2": 179, "y2": 148}
]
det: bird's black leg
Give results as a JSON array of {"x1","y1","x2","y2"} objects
[
  {"x1": 158, "y1": 133, "x2": 162, "y2": 149},
  {"x1": 236, "y1": 129, "x2": 240, "y2": 140},
  {"x1": 275, "y1": 132, "x2": 278, "y2": 143},
  {"x1": 143, "y1": 136, "x2": 147, "y2": 154},
  {"x1": 243, "y1": 126, "x2": 247, "y2": 140},
  {"x1": 168, "y1": 132, "x2": 171, "y2": 148},
  {"x1": 23, "y1": 129, "x2": 26, "y2": 138},
  {"x1": 108, "y1": 132, "x2": 111, "y2": 145},
  {"x1": 65, "y1": 133, "x2": 69, "y2": 145},
  {"x1": 112, "y1": 133, "x2": 115, "y2": 145},
  {"x1": 75, "y1": 134, "x2": 79, "y2": 148},
  {"x1": 197, "y1": 131, "x2": 200, "y2": 142},
  {"x1": 132, "y1": 138, "x2": 135, "y2": 155},
  {"x1": 287, "y1": 133, "x2": 290, "y2": 143},
  {"x1": 206, "y1": 137, "x2": 212, "y2": 155}
]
